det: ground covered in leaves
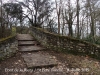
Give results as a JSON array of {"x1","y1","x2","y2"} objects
[{"x1": 0, "y1": 50, "x2": 100, "y2": 75}]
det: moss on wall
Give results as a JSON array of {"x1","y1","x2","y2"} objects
[
  {"x1": 0, "y1": 35, "x2": 16, "y2": 45},
  {"x1": 0, "y1": 35, "x2": 17, "y2": 61},
  {"x1": 31, "y1": 27, "x2": 100, "y2": 59}
]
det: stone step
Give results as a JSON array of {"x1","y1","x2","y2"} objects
[
  {"x1": 22, "y1": 52, "x2": 58, "y2": 69},
  {"x1": 17, "y1": 34, "x2": 34, "y2": 41},
  {"x1": 19, "y1": 46, "x2": 45, "y2": 52},
  {"x1": 18, "y1": 41, "x2": 40, "y2": 46},
  {"x1": 18, "y1": 39, "x2": 35, "y2": 41}
]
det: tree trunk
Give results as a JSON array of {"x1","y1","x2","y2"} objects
[
  {"x1": 76, "y1": 0, "x2": 80, "y2": 38},
  {"x1": 0, "y1": 0, "x2": 4, "y2": 38},
  {"x1": 55, "y1": 0, "x2": 61, "y2": 34},
  {"x1": 87, "y1": 0, "x2": 95, "y2": 42},
  {"x1": 58, "y1": 14, "x2": 60, "y2": 34}
]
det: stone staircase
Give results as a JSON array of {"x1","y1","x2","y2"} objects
[{"x1": 17, "y1": 34, "x2": 57, "y2": 69}]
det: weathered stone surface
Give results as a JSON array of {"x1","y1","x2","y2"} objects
[
  {"x1": 22, "y1": 52, "x2": 57, "y2": 68},
  {"x1": 19, "y1": 46, "x2": 45, "y2": 52},
  {"x1": 17, "y1": 34, "x2": 34, "y2": 41},
  {"x1": 0, "y1": 51, "x2": 4, "y2": 57},
  {"x1": 18, "y1": 41, "x2": 39, "y2": 46},
  {"x1": 0, "y1": 41, "x2": 18, "y2": 60},
  {"x1": 18, "y1": 34, "x2": 58, "y2": 69},
  {"x1": 31, "y1": 27, "x2": 100, "y2": 59}
]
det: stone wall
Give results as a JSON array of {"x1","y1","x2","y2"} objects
[
  {"x1": 31, "y1": 27, "x2": 100, "y2": 59},
  {"x1": 0, "y1": 35, "x2": 18, "y2": 61}
]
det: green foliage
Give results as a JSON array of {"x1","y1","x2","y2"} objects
[
  {"x1": 12, "y1": 27, "x2": 16, "y2": 35},
  {"x1": 16, "y1": 26, "x2": 29, "y2": 34},
  {"x1": 0, "y1": 35, "x2": 15, "y2": 43},
  {"x1": 82, "y1": 35, "x2": 100, "y2": 45},
  {"x1": 3, "y1": 3, "x2": 23, "y2": 19}
]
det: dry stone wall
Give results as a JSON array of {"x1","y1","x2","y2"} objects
[
  {"x1": 0, "y1": 35, "x2": 18, "y2": 60},
  {"x1": 31, "y1": 27, "x2": 100, "y2": 59}
]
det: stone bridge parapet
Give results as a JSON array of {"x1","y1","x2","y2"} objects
[{"x1": 31, "y1": 27, "x2": 100, "y2": 59}]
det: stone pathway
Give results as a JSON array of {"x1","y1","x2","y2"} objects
[
  {"x1": 22, "y1": 52, "x2": 57, "y2": 68},
  {"x1": 18, "y1": 41, "x2": 40, "y2": 46},
  {"x1": 0, "y1": 34, "x2": 100, "y2": 75},
  {"x1": 17, "y1": 34, "x2": 58, "y2": 69},
  {"x1": 17, "y1": 34, "x2": 34, "y2": 41},
  {"x1": 17, "y1": 34, "x2": 45, "y2": 52},
  {"x1": 19, "y1": 46, "x2": 45, "y2": 52}
]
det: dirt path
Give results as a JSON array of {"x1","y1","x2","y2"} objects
[{"x1": 0, "y1": 51, "x2": 100, "y2": 75}]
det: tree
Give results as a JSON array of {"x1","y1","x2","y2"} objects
[
  {"x1": 0, "y1": 0, "x2": 10, "y2": 38},
  {"x1": 84, "y1": 0, "x2": 100, "y2": 42},
  {"x1": 3, "y1": 3, "x2": 23, "y2": 20},
  {"x1": 19, "y1": 0, "x2": 52, "y2": 27},
  {"x1": 55, "y1": 0, "x2": 62, "y2": 34},
  {"x1": 3, "y1": 3, "x2": 23, "y2": 33},
  {"x1": 76, "y1": 0, "x2": 80, "y2": 38},
  {"x1": 64, "y1": 0, "x2": 75, "y2": 36},
  {"x1": 0, "y1": 0, "x2": 4, "y2": 38}
]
